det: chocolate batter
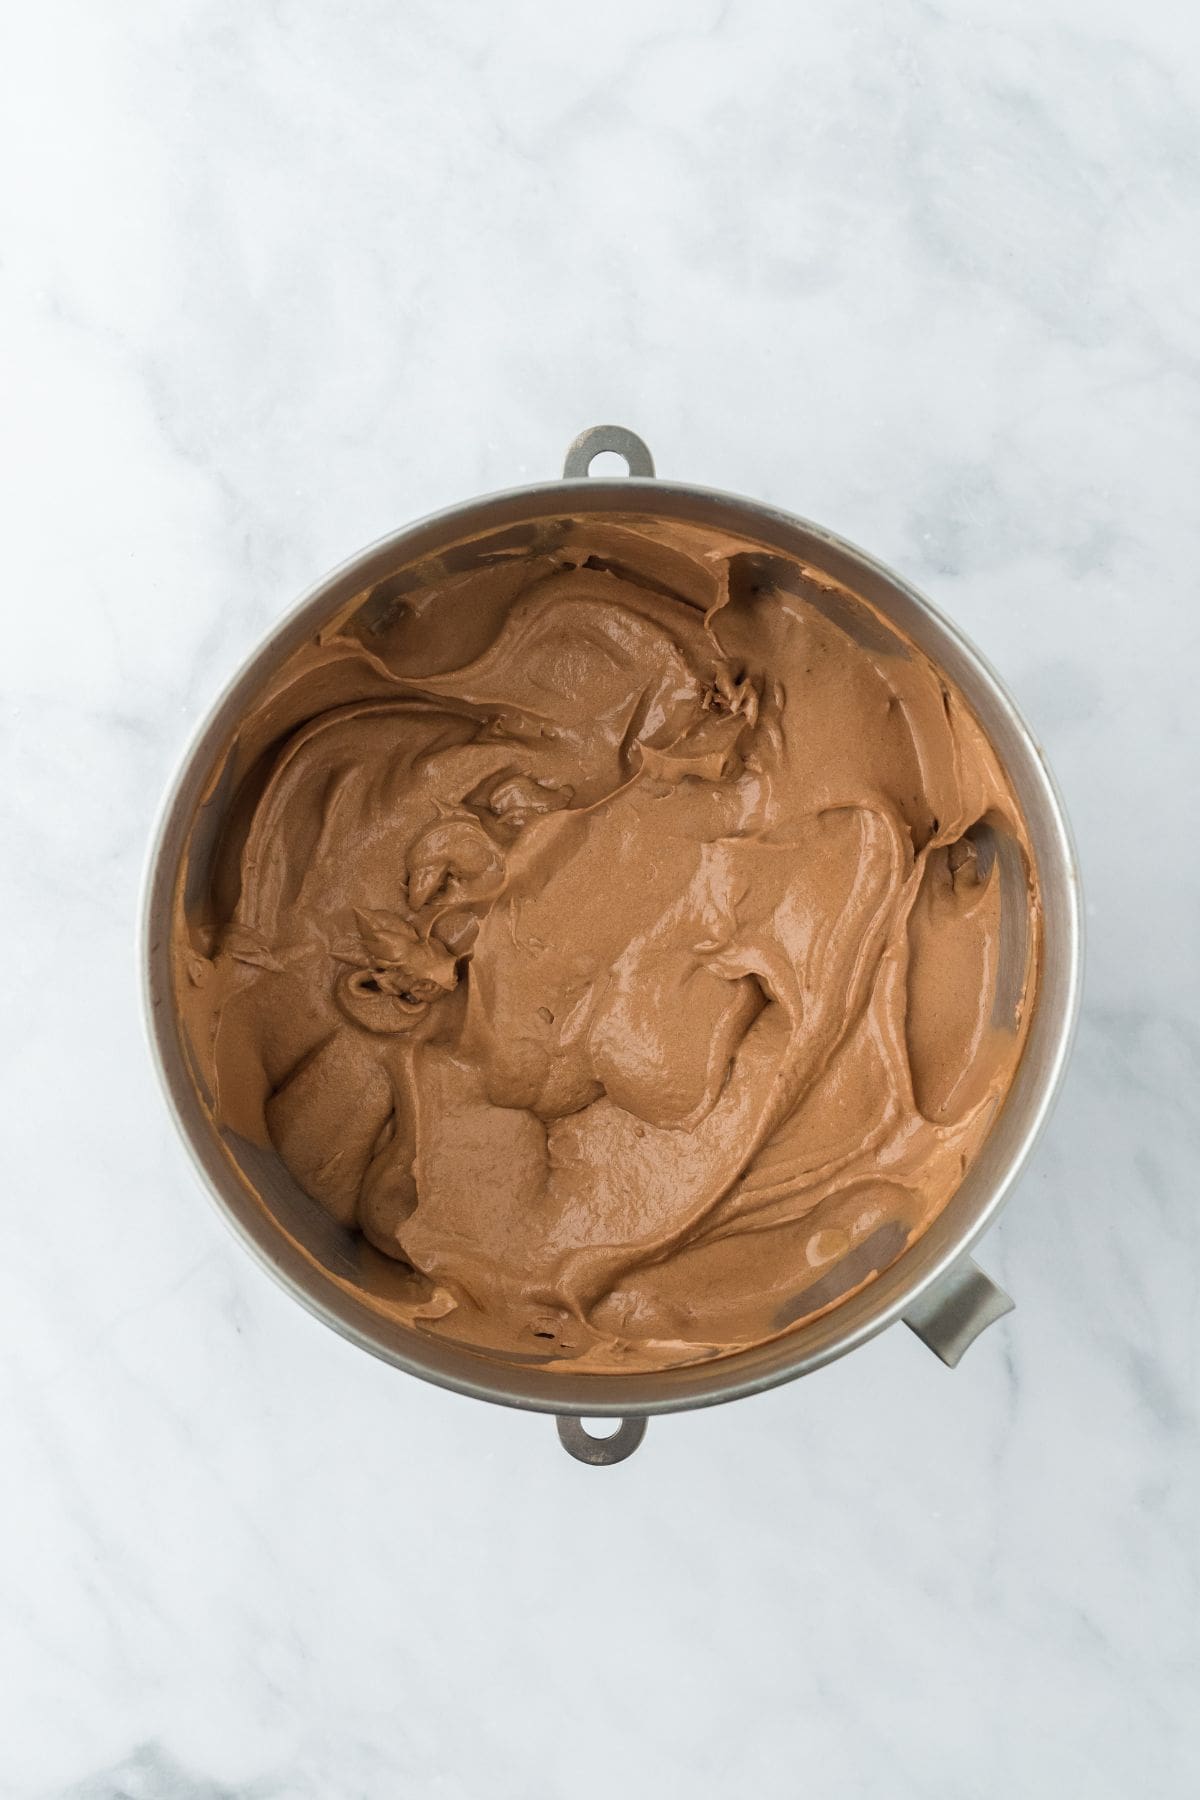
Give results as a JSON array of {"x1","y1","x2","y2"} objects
[{"x1": 174, "y1": 513, "x2": 1039, "y2": 1372}]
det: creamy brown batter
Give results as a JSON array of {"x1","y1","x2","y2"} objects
[{"x1": 174, "y1": 512, "x2": 1039, "y2": 1372}]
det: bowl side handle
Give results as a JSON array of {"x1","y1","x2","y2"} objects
[
  {"x1": 562, "y1": 424, "x2": 656, "y2": 479},
  {"x1": 555, "y1": 1416, "x2": 648, "y2": 1465},
  {"x1": 903, "y1": 1258, "x2": 1014, "y2": 1367}
]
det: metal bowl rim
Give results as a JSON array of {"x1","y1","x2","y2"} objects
[{"x1": 140, "y1": 474, "x2": 1084, "y2": 1417}]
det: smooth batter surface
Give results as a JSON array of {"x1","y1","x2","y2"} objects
[{"x1": 174, "y1": 512, "x2": 1040, "y2": 1372}]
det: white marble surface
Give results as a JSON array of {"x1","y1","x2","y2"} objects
[{"x1": 3, "y1": 1, "x2": 1198, "y2": 1794}]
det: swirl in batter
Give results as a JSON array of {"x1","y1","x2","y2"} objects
[{"x1": 175, "y1": 513, "x2": 1039, "y2": 1371}]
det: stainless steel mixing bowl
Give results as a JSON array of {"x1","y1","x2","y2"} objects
[{"x1": 142, "y1": 425, "x2": 1082, "y2": 1464}]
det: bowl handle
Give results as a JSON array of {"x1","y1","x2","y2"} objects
[
  {"x1": 562, "y1": 425, "x2": 656, "y2": 480},
  {"x1": 556, "y1": 1416, "x2": 648, "y2": 1465},
  {"x1": 903, "y1": 1257, "x2": 1014, "y2": 1367}
]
